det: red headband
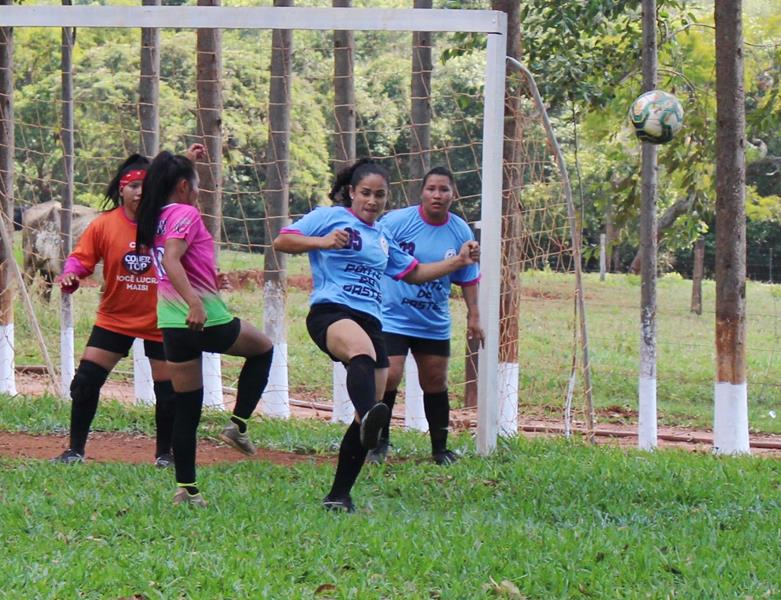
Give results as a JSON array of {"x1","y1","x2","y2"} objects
[{"x1": 118, "y1": 169, "x2": 146, "y2": 192}]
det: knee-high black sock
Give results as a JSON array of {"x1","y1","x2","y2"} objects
[
  {"x1": 328, "y1": 421, "x2": 367, "y2": 499},
  {"x1": 423, "y1": 390, "x2": 450, "y2": 454},
  {"x1": 153, "y1": 380, "x2": 176, "y2": 457},
  {"x1": 68, "y1": 360, "x2": 110, "y2": 455},
  {"x1": 172, "y1": 388, "x2": 204, "y2": 487},
  {"x1": 346, "y1": 354, "x2": 376, "y2": 418},
  {"x1": 231, "y1": 347, "x2": 274, "y2": 433},
  {"x1": 380, "y1": 389, "x2": 397, "y2": 443}
]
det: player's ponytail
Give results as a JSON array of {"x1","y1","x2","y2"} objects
[
  {"x1": 328, "y1": 158, "x2": 390, "y2": 207},
  {"x1": 136, "y1": 150, "x2": 197, "y2": 250},
  {"x1": 103, "y1": 154, "x2": 150, "y2": 210}
]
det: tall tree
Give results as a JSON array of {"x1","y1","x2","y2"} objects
[
  {"x1": 713, "y1": 0, "x2": 749, "y2": 454},
  {"x1": 638, "y1": 0, "x2": 658, "y2": 451},
  {"x1": 196, "y1": 0, "x2": 223, "y2": 241},
  {"x1": 408, "y1": 0, "x2": 432, "y2": 200},
  {"x1": 0, "y1": 4, "x2": 15, "y2": 395},
  {"x1": 332, "y1": 0, "x2": 355, "y2": 172},
  {"x1": 262, "y1": 0, "x2": 293, "y2": 419},
  {"x1": 196, "y1": 0, "x2": 224, "y2": 408},
  {"x1": 494, "y1": 0, "x2": 522, "y2": 435},
  {"x1": 139, "y1": 0, "x2": 160, "y2": 157}
]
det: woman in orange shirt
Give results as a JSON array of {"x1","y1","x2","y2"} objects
[{"x1": 51, "y1": 149, "x2": 200, "y2": 466}]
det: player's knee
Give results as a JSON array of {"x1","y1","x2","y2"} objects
[{"x1": 70, "y1": 360, "x2": 110, "y2": 404}]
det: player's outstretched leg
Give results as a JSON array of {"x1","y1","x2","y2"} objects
[
  {"x1": 424, "y1": 390, "x2": 458, "y2": 465},
  {"x1": 220, "y1": 347, "x2": 273, "y2": 456}
]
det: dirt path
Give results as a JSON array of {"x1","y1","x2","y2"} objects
[{"x1": 5, "y1": 372, "x2": 781, "y2": 464}]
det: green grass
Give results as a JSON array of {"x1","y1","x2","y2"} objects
[
  {"x1": 1, "y1": 410, "x2": 780, "y2": 597},
  {"x1": 12, "y1": 255, "x2": 781, "y2": 433}
]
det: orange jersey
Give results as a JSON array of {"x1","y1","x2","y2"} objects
[{"x1": 63, "y1": 207, "x2": 161, "y2": 341}]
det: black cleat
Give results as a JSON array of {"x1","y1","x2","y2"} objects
[
  {"x1": 359, "y1": 403, "x2": 390, "y2": 450},
  {"x1": 322, "y1": 494, "x2": 355, "y2": 513},
  {"x1": 51, "y1": 449, "x2": 84, "y2": 465},
  {"x1": 432, "y1": 449, "x2": 459, "y2": 466},
  {"x1": 366, "y1": 438, "x2": 390, "y2": 465}
]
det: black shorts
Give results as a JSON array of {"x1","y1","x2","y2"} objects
[
  {"x1": 306, "y1": 303, "x2": 389, "y2": 368},
  {"x1": 384, "y1": 332, "x2": 451, "y2": 358},
  {"x1": 86, "y1": 325, "x2": 165, "y2": 361},
  {"x1": 161, "y1": 317, "x2": 242, "y2": 363}
]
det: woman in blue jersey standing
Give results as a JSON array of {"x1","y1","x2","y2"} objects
[
  {"x1": 368, "y1": 166, "x2": 484, "y2": 465},
  {"x1": 273, "y1": 159, "x2": 480, "y2": 512}
]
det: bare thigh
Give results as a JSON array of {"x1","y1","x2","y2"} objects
[
  {"x1": 148, "y1": 358, "x2": 171, "y2": 382},
  {"x1": 81, "y1": 346, "x2": 124, "y2": 372},
  {"x1": 167, "y1": 359, "x2": 202, "y2": 393},
  {"x1": 325, "y1": 319, "x2": 376, "y2": 363},
  {"x1": 225, "y1": 319, "x2": 273, "y2": 358}
]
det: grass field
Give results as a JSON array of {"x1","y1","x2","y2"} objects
[
  {"x1": 0, "y1": 395, "x2": 780, "y2": 598},
  {"x1": 12, "y1": 257, "x2": 781, "y2": 433}
]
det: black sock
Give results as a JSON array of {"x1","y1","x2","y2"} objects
[
  {"x1": 346, "y1": 354, "x2": 376, "y2": 418},
  {"x1": 172, "y1": 388, "x2": 204, "y2": 487},
  {"x1": 328, "y1": 421, "x2": 367, "y2": 499},
  {"x1": 423, "y1": 390, "x2": 450, "y2": 454},
  {"x1": 380, "y1": 389, "x2": 397, "y2": 443},
  {"x1": 231, "y1": 347, "x2": 273, "y2": 433},
  {"x1": 68, "y1": 360, "x2": 110, "y2": 455},
  {"x1": 153, "y1": 380, "x2": 176, "y2": 457}
]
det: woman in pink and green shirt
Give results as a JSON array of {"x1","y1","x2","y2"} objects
[{"x1": 136, "y1": 149, "x2": 274, "y2": 507}]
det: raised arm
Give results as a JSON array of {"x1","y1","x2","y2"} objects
[
  {"x1": 273, "y1": 229, "x2": 350, "y2": 254},
  {"x1": 161, "y1": 238, "x2": 206, "y2": 331},
  {"x1": 402, "y1": 240, "x2": 480, "y2": 285}
]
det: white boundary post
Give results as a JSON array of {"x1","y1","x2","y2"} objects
[
  {"x1": 476, "y1": 22, "x2": 507, "y2": 455},
  {"x1": 331, "y1": 362, "x2": 353, "y2": 424},
  {"x1": 0, "y1": 323, "x2": 15, "y2": 395},
  {"x1": 202, "y1": 352, "x2": 223, "y2": 409},
  {"x1": 404, "y1": 352, "x2": 427, "y2": 432},
  {"x1": 132, "y1": 338, "x2": 155, "y2": 405}
]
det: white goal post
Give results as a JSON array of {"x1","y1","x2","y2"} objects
[{"x1": 4, "y1": 4, "x2": 507, "y2": 455}]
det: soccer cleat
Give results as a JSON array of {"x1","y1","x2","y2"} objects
[
  {"x1": 173, "y1": 488, "x2": 208, "y2": 508},
  {"x1": 365, "y1": 438, "x2": 390, "y2": 465},
  {"x1": 359, "y1": 403, "x2": 390, "y2": 450},
  {"x1": 219, "y1": 422, "x2": 257, "y2": 456},
  {"x1": 432, "y1": 449, "x2": 459, "y2": 466},
  {"x1": 154, "y1": 453, "x2": 174, "y2": 469},
  {"x1": 322, "y1": 494, "x2": 355, "y2": 513},
  {"x1": 50, "y1": 449, "x2": 84, "y2": 465}
]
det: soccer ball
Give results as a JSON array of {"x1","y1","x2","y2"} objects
[{"x1": 628, "y1": 90, "x2": 684, "y2": 144}]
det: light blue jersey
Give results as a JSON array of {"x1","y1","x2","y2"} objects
[
  {"x1": 281, "y1": 206, "x2": 418, "y2": 322},
  {"x1": 380, "y1": 205, "x2": 480, "y2": 340}
]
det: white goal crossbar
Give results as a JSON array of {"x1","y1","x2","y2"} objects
[{"x1": 2, "y1": 4, "x2": 507, "y2": 455}]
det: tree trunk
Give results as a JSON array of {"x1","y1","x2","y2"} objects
[
  {"x1": 262, "y1": 0, "x2": 293, "y2": 419},
  {"x1": 629, "y1": 194, "x2": 694, "y2": 274},
  {"x1": 0, "y1": 9, "x2": 16, "y2": 394},
  {"x1": 60, "y1": 4, "x2": 75, "y2": 397},
  {"x1": 493, "y1": 0, "x2": 522, "y2": 435},
  {"x1": 638, "y1": 0, "x2": 658, "y2": 451},
  {"x1": 408, "y1": 0, "x2": 432, "y2": 201},
  {"x1": 196, "y1": 0, "x2": 224, "y2": 409},
  {"x1": 691, "y1": 237, "x2": 704, "y2": 315},
  {"x1": 332, "y1": 0, "x2": 355, "y2": 172},
  {"x1": 713, "y1": 0, "x2": 748, "y2": 454},
  {"x1": 139, "y1": 0, "x2": 160, "y2": 157},
  {"x1": 196, "y1": 0, "x2": 223, "y2": 242}
]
